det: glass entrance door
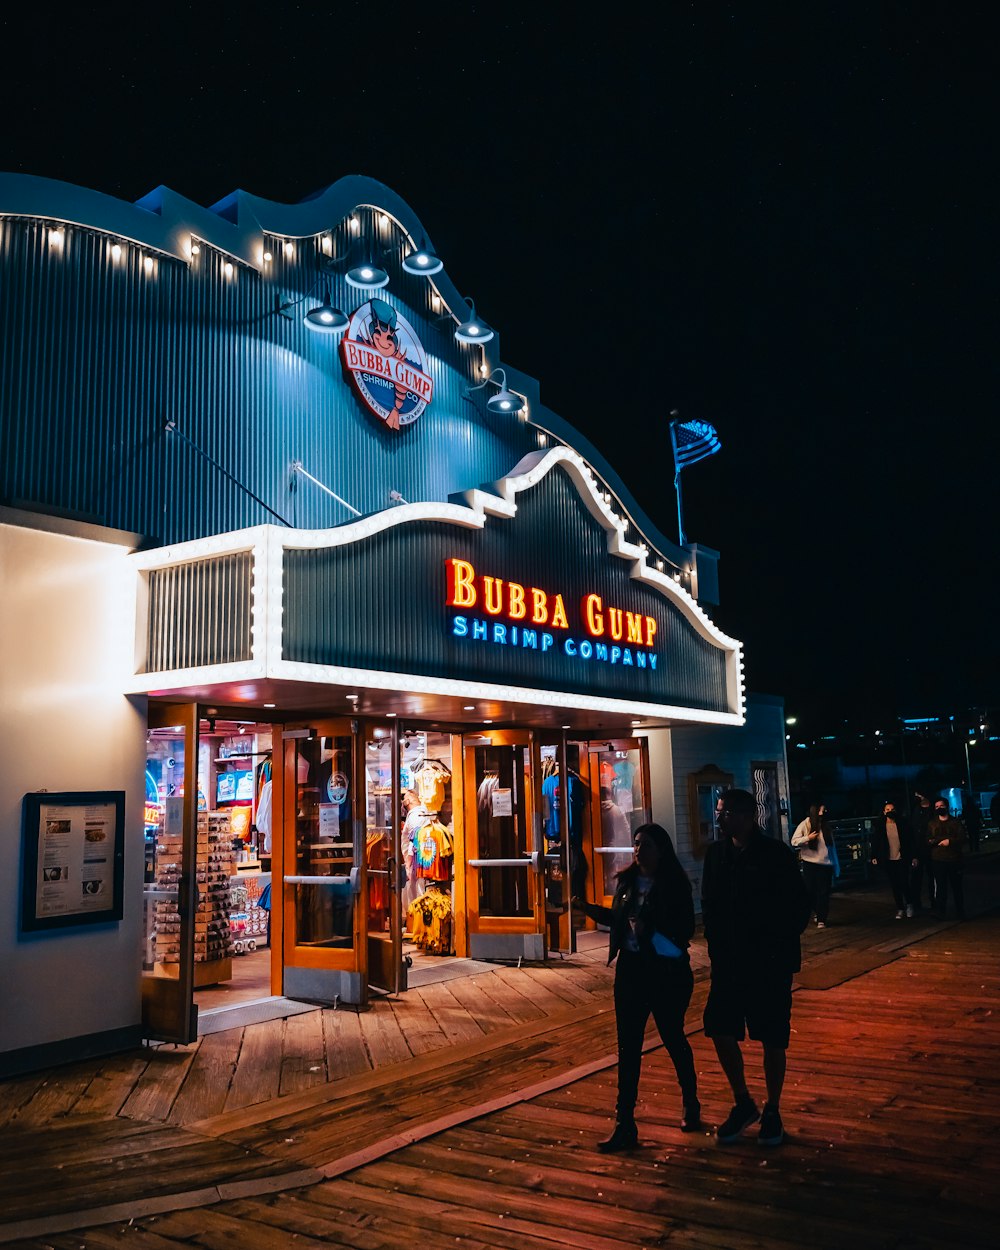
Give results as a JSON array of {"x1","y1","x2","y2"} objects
[
  {"x1": 463, "y1": 731, "x2": 546, "y2": 961},
  {"x1": 365, "y1": 722, "x2": 405, "y2": 994},
  {"x1": 588, "y1": 739, "x2": 651, "y2": 908},
  {"x1": 141, "y1": 703, "x2": 199, "y2": 1043},
  {"x1": 281, "y1": 721, "x2": 364, "y2": 1006}
]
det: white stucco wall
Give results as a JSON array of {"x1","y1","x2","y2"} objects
[{"x1": 0, "y1": 518, "x2": 146, "y2": 1059}]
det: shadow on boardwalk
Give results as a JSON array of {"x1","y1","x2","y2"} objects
[{"x1": 2, "y1": 853, "x2": 998, "y2": 1248}]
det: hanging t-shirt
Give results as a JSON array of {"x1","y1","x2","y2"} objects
[
  {"x1": 543, "y1": 772, "x2": 585, "y2": 843},
  {"x1": 416, "y1": 764, "x2": 448, "y2": 812},
  {"x1": 414, "y1": 819, "x2": 453, "y2": 881},
  {"x1": 613, "y1": 759, "x2": 637, "y2": 796},
  {"x1": 256, "y1": 779, "x2": 272, "y2": 853}
]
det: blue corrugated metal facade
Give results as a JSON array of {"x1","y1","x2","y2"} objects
[
  {"x1": 0, "y1": 202, "x2": 543, "y2": 543},
  {"x1": 0, "y1": 172, "x2": 739, "y2": 716}
]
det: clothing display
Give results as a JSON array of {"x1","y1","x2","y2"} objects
[
  {"x1": 415, "y1": 759, "x2": 450, "y2": 812},
  {"x1": 406, "y1": 887, "x2": 453, "y2": 954},
  {"x1": 414, "y1": 819, "x2": 454, "y2": 882},
  {"x1": 542, "y1": 769, "x2": 585, "y2": 844}
]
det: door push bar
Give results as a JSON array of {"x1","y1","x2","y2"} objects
[
  {"x1": 468, "y1": 853, "x2": 543, "y2": 870},
  {"x1": 284, "y1": 866, "x2": 362, "y2": 893}
]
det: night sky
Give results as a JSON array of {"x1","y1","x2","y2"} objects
[{"x1": 2, "y1": 4, "x2": 995, "y2": 724}]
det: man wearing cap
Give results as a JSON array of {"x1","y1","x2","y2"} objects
[
  {"x1": 927, "y1": 799, "x2": 967, "y2": 920},
  {"x1": 870, "y1": 800, "x2": 917, "y2": 920}
]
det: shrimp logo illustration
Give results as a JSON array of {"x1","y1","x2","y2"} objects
[{"x1": 341, "y1": 298, "x2": 434, "y2": 429}]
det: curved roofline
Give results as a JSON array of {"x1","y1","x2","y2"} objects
[{"x1": 0, "y1": 170, "x2": 702, "y2": 578}]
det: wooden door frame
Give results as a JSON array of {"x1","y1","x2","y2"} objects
[{"x1": 462, "y1": 730, "x2": 546, "y2": 943}]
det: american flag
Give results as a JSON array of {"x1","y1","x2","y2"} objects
[{"x1": 670, "y1": 418, "x2": 721, "y2": 474}]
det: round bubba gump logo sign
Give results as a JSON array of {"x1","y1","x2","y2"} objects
[{"x1": 340, "y1": 298, "x2": 433, "y2": 430}]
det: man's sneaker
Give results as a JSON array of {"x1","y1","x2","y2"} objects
[
  {"x1": 905, "y1": 904, "x2": 915, "y2": 918},
  {"x1": 895, "y1": 910, "x2": 904, "y2": 920},
  {"x1": 758, "y1": 1106, "x2": 785, "y2": 1147},
  {"x1": 716, "y1": 1097, "x2": 760, "y2": 1142}
]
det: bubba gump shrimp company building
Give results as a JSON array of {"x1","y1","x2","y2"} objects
[{"x1": 0, "y1": 171, "x2": 790, "y2": 1073}]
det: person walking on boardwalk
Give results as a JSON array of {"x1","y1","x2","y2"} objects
[
  {"x1": 702, "y1": 787, "x2": 810, "y2": 1148},
  {"x1": 928, "y1": 798, "x2": 967, "y2": 920},
  {"x1": 909, "y1": 792, "x2": 937, "y2": 912},
  {"x1": 574, "y1": 823, "x2": 700, "y2": 1152},
  {"x1": 871, "y1": 800, "x2": 917, "y2": 920},
  {"x1": 791, "y1": 803, "x2": 839, "y2": 928}
]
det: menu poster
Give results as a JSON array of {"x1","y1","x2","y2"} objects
[{"x1": 20, "y1": 791, "x2": 125, "y2": 931}]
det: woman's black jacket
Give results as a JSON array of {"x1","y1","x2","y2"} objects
[{"x1": 578, "y1": 866, "x2": 695, "y2": 965}]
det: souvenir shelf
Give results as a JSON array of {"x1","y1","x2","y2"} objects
[{"x1": 154, "y1": 809, "x2": 235, "y2": 986}]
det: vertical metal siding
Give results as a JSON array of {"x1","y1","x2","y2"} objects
[
  {"x1": 0, "y1": 212, "x2": 539, "y2": 545},
  {"x1": 145, "y1": 553, "x2": 252, "y2": 672},
  {"x1": 282, "y1": 469, "x2": 729, "y2": 711}
]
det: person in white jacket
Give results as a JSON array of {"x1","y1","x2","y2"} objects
[{"x1": 791, "y1": 804, "x2": 838, "y2": 928}]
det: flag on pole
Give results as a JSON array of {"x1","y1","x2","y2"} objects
[{"x1": 670, "y1": 418, "x2": 722, "y2": 476}]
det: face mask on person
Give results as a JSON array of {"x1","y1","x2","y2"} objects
[{"x1": 935, "y1": 808, "x2": 949, "y2": 819}]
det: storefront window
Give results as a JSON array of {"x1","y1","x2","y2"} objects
[{"x1": 294, "y1": 734, "x2": 354, "y2": 948}]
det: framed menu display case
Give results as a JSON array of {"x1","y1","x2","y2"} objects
[{"x1": 20, "y1": 790, "x2": 126, "y2": 931}]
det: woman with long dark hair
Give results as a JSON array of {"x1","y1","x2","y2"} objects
[
  {"x1": 574, "y1": 822, "x2": 700, "y2": 1151},
  {"x1": 791, "y1": 803, "x2": 838, "y2": 928}
]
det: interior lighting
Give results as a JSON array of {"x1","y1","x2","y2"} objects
[
  {"x1": 345, "y1": 260, "x2": 390, "y2": 290},
  {"x1": 463, "y1": 705, "x2": 475, "y2": 711},
  {"x1": 224, "y1": 261, "x2": 234, "y2": 277},
  {"x1": 110, "y1": 243, "x2": 122, "y2": 262},
  {"x1": 350, "y1": 215, "x2": 360, "y2": 234},
  {"x1": 386, "y1": 712, "x2": 397, "y2": 718},
  {"x1": 264, "y1": 703, "x2": 276, "y2": 708},
  {"x1": 190, "y1": 240, "x2": 201, "y2": 255},
  {"x1": 346, "y1": 693, "x2": 359, "y2": 701},
  {"x1": 284, "y1": 241, "x2": 295, "y2": 259},
  {"x1": 143, "y1": 255, "x2": 154, "y2": 274},
  {"x1": 49, "y1": 227, "x2": 65, "y2": 248},
  {"x1": 454, "y1": 298, "x2": 494, "y2": 344},
  {"x1": 538, "y1": 432, "x2": 548, "y2": 447},
  {"x1": 263, "y1": 250, "x2": 272, "y2": 262}
]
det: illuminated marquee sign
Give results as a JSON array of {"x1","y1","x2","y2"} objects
[
  {"x1": 341, "y1": 297, "x2": 433, "y2": 429},
  {"x1": 445, "y1": 558, "x2": 660, "y2": 670}
]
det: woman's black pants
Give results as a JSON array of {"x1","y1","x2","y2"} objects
[
  {"x1": 613, "y1": 949, "x2": 696, "y2": 1124},
  {"x1": 801, "y1": 861, "x2": 834, "y2": 923}
]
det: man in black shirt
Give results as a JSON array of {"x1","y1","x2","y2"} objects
[{"x1": 701, "y1": 788, "x2": 810, "y2": 1147}]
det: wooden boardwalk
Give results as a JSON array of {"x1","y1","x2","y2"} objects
[{"x1": 2, "y1": 860, "x2": 999, "y2": 1248}]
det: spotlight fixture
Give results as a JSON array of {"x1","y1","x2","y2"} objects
[
  {"x1": 402, "y1": 239, "x2": 443, "y2": 275},
  {"x1": 345, "y1": 261, "x2": 390, "y2": 291},
  {"x1": 454, "y1": 299, "x2": 494, "y2": 344},
  {"x1": 464, "y1": 367, "x2": 524, "y2": 415},
  {"x1": 303, "y1": 282, "x2": 349, "y2": 333}
]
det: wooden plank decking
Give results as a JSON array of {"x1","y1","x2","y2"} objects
[{"x1": 2, "y1": 862, "x2": 998, "y2": 1248}]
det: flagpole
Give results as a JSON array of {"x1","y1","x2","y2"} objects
[{"x1": 669, "y1": 414, "x2": 687, "y2": 546}]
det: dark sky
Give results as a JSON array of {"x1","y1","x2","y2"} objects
[{"x1": 2, "y1": 3, "x2": 995, "y2": 723}]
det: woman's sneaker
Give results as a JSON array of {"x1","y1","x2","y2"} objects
[
  {"x1": 716, "y1": 1096, "x2": 760, "y2": 1142},
  {"x1": 758, "y1": 1105, "x2": 785, "y2": 1147}
]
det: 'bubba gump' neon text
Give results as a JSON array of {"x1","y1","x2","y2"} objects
[{"x1": 446, "y1": 558, "x2": 660, "y2": 670}]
